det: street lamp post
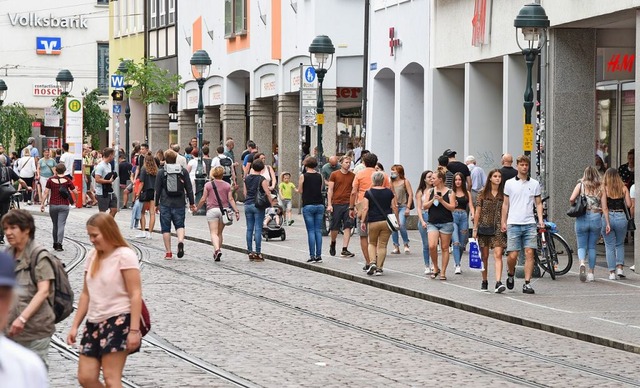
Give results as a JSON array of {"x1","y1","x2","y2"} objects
[
  {"x1": 118, "y1": 60, "x2": 133, "y2": 158},
  {"x1": 56, "y1": 69, "x2": 74, "y2": 143},
  {"x1": 190, "y1": 50, "x2": 212, "y2": 216},
  {"x1": 0, "y1": 79, "x2": 7, "y2": 107},
  {"x1": 308, "y1": 35, "x2": 335, "y2": 164},
  {"x1": 514, "y1": 3, "x2": 549, "y2": 158}
]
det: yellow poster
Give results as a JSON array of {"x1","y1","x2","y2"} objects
[{"x1": 523, "y1": 124, "x2": 534, "y2": 152}]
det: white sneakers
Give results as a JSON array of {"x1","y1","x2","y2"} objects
[
  {"x1": 631, "y1": 265, "x2": 636, "y2": 272},
  {"x1": 616, "y1": 267, "x2": 625, "y2": 278},
  {"x1": 135, "y1": 231, "x2": 146, "y2": 238},
  {"x1": 454, "y1": 266, "x2": 462, "y2": 274},
  {"x1": 586, "y1": 273, "x2": 595, "y2": 282},
  {"x1": 609, "y1": 272, "x2": 617, "y2": 280}
]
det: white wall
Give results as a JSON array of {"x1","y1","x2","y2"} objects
[
  {"x1": 433, "y1": 0, "x2": 640, "y2": 68},
  {"x1": 0, "y1": 1, "x2": 109, "y2": 109}
]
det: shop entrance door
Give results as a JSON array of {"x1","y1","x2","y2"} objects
[{"x1": 596, "y1": 81, "x2": 635, "y2": 170}]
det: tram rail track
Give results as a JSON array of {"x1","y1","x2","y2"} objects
[
  {"x1": 131, "y1": 238, "x2": 640, "y2": 387},
  {"x1": 64, "y1": 237, "x2": 260, "y2": 388}
]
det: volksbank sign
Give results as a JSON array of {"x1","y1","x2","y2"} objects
[{"x1": 8, "y1": 13, "x2": 88, "y2": 29}]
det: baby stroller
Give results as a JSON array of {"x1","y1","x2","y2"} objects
[{"x1": 262, "y1": 204, "x2": 286, "y2": 241}]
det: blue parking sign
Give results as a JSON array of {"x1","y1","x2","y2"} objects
[{"x1": 113, "y1": 104, "x2": 122, "y2": 114}]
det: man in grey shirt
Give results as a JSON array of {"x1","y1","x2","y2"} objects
[{"x1": 94, "y1": 147, "x2": 118, "y2": 217}]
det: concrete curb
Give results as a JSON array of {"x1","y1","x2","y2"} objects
[{"x1": 176, "y1": 232, "x2": 640, "y2": 355}]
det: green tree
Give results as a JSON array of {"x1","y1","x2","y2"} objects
[
  {"x1": 52, "y1": 88, "x2": 110, "y2": 149},
  {"x1": 0, "y1": 103, "x2": 35, "y2": 152},
  {"x1": 118, "y1": 58, "x2": 183, "y2": 139}
]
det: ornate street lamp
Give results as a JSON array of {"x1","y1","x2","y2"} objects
[
  {"x1": 190, "y1": 50, "x2": 212, "y2": 215},
  {"x1": 514, "y1": 3, "x2": 549, "y2": 157},
  {"x1": 0, "y1": 79, "x2": 7, "y2": 106},
  {"x1": 308, "y1": 35, "x2": 335, "y2": 164},
  {"x1": 118, "y1": 60, "x2": 133, "y2": 158},
  {"x1": 56, "y1": 69, "x2": 74, "y2": 142}
]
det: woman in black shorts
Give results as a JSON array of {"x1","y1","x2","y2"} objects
[{"x1": 67, "y1": 213, "x2": 143, "y2": 387}]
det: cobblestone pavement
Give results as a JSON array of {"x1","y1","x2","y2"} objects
[{"x1": 13, "y1": 207, "x2": 640, "y2": 387}]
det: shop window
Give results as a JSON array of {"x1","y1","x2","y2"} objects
[{"x1": 225, "y1": 0, "x2": 247, "y2": 38}]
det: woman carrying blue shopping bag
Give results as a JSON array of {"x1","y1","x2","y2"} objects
[{"x1": 472, "y1": 169, "x2": 507, "y2": 293}]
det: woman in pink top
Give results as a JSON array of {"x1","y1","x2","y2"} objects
[
  {"x1": 196, "y1": 166, "x2": 240, "y2": 261},
  {"x1": 66, "y1": 213, "x2": 143, "y2": 387}
]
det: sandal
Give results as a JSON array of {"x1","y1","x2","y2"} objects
[
  {"x1": 440, "y1": 275, "x2": 447, "y2": 281},
  {"x1": 430, "y1": 270, "x2": 440, "y2": 279}
]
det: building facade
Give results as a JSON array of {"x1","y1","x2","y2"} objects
[
  {"x1": 366, "y1": 0, "x2": 639, "y2": 249},
  {"x1": 0, "y1": 0, "x2": 110, "y2": 151},
  {"x1": 175, "y1": 0, "x2": 365, "y2": 189}
]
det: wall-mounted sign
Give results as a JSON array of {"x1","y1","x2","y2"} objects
[
  {"x1": 33, "y1": 83, "x2": 62, "y2": 97},
  {"x1": 601, "y1": 48, "x2": 635, "y2": 81},
  {"x1": 44, "y1": 107, "x2": 60, "y2": 127},
  {"x1": 300, "y1": 65, "x2": 317, "y2": 126},
  {"x1": 186, "y1": 89, "x2": 198, "y2": 110},
  {"x1": 36, "y1": 37, "x2": 61, "y2": 55},
  {"x1": 290, "y1": 68, "x2": 301, "y2": 93},
  {"x1": 208, "y1": 85, "x2": 222, "y2": 106},
  {"x1": 65, "y1": 97, "x2": 83, "y2": 144},
  {"x1": 389, "y1": 27, "x2": 401, "y2": 56},
  {"x1": 472, "y1": 0, "x2": 492, "y2": 47},
  {"x1": 336, "y1": 87, "x2": 362, "y2": 101},
  {"x1": 260, "y1": 74, "x2": 276, "y2": 98},
  {"x1": 8, "y1": 13, "x2": 88, "y2": 29}
]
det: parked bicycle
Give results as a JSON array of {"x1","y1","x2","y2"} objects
[
  {"x1": 9, "y1": 191, "x2": 23, "y2": 210},
  {"x1": 534, "y1": 197, "x2": 573, "y2": 279}
]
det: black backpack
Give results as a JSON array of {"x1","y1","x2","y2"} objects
[{"x1": 29, "y1": 248, "x2": 74, "y2": 324}]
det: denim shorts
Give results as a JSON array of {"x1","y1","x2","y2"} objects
[
  {"x1": 427, "y1": 222, "x2": 454, "y2": 234},
  {"x1": 160, "y1": 205, "x2": 186, "y2": 233},
  {"x1": 506, "y1": 223, "x2": 538, "y2": 252}
]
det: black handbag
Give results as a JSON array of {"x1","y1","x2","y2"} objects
[
  {"x1": 254, "y1": 177, "x2": 271, "y2": 210},
  {"x1": 0, "y1": 167, "x2": 16, "y2": 201},
  {"x1": 566, "y1": 183, "x2": 587, "y2": 218},
  {"x1": 623, "y1": 204, "x2": 636, "y2": 232}
]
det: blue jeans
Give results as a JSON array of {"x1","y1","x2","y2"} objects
[
  {"x1": 575, "y1": 211, "x2": 602, "y2": 269},
  {"x1": 245, "y1": 204, "x2": 265, "y2": 253},
  {"x1": 391, "y1": 206, "x2": 410, "y2": 247},
  {"x1": 417, "y1": 210, "x2": 431, "y2": 267},
  {"x1": 451, "y1": 210, "x2": 468, "y2": 266},
  {"x1": 302, "y1": 204, "x2": 325, "y2": 257},
  {"x1": 602, "y1": 212, "x2": 627, "y2": 271}
]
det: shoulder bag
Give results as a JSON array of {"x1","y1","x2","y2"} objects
[
  {"x1": 404, "y1": 179, "x2": 415, "y2": 210},
  {"x1": 366, "y1": 189, "x2": 399, "y2": 232},
  {"x1": 254, "y1": 176, "x2": 271, "y2": 210},
  {"x1": 0, "y1": 167, "x2": 17, "y2": 201},
  {"x1": 566, "y1": 183, "x2": 587, "y2": 218},
  {"x1": 211, "y1": 180, "x2": 234, "y2": 226},
  {"x1": 622, "y1": 202, "x2": 636, "y2": 232},
  {"x1": 477, "y1": 196, "x2": 498, "y2": 236}
]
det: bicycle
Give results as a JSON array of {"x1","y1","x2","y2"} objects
[
  {"x1": 534, "y1": 197, "x2": 573, "y2": 279},
  {"x1": 9, "y1": 191, "x2": 23, "y2": 210}
]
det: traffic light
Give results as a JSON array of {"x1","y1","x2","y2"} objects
[{"x1": 111, "y1": 89, "x2": 124, "y2": 101}]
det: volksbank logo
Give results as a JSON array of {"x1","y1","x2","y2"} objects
[
  {"x1": 36, "y1": 37, "x2": 61, "y2": 55},
  {"x1": 8, "y1": 13, "x2": 88, "y2": 29}
]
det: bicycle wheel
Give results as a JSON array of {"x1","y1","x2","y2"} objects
[
  {"x1": 549, "y1": 233, "x2": 573, "y2": 276},
  {"x1": 538, "y1": 250, "x2": 556, "y2": 280}
]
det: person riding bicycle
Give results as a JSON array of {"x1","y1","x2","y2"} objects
[{"x1": 0, "y1": 155, "x2": 32, "y2": 245}]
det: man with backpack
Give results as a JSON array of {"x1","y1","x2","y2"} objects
[
  {"x1": 212, "y1": 145, "x2": 236, "y2": 186},
  {"x1": 3, "y1": 209, "x2": 73, "y2": 368},
  {"x1": 155, "y1": 149, "x2": 196, "y2": 260}
]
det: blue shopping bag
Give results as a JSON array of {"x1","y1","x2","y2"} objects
[{"x1": 468, "y1": 238, "x2": 484, "y2": 271}]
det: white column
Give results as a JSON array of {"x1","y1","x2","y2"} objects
[
  {"x1": 398, "y1": 67, "x2": 425, "y2": 185},
  {"x1": 464, "y1": 62, "x2": 503, "y2": 169},
  {"x1": 430, "y1": 68, "x2": 464, "y2": 166},
  {"x1": 368, "y1": 72, "x2": 395, "y2": 168},
  {"x1": 503, "y1": 54, "x2": 528, "y2": 156}
]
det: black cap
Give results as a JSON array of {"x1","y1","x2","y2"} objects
[{"x1": 443, "y1": 149, "x2": 456, "y2": 157}]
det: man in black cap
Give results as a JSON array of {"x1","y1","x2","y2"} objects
[
  {"x1": 443, "y1": 149, "x2": 471, "y2": 189},
  {"x1": 0, "y1": 251, "x2": 47, "y2": 385}
]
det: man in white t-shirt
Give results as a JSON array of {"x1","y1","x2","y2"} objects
[
  {"x1": 94, "y1": 148, "x2": 118, "y2": 217},
  {"x1": 501, "y1": 155, "x2": 544, "y2": 295},
  {"x1": 60, "y1": 142, "x2": 76, "y2": 177},
  {"x1": 0, "y1": 251, "x2": 48, "y2": 387}
]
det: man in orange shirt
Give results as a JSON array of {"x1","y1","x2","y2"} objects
[{"x1": 349, "y1": 153, "x2": 391, "y2": 269}]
